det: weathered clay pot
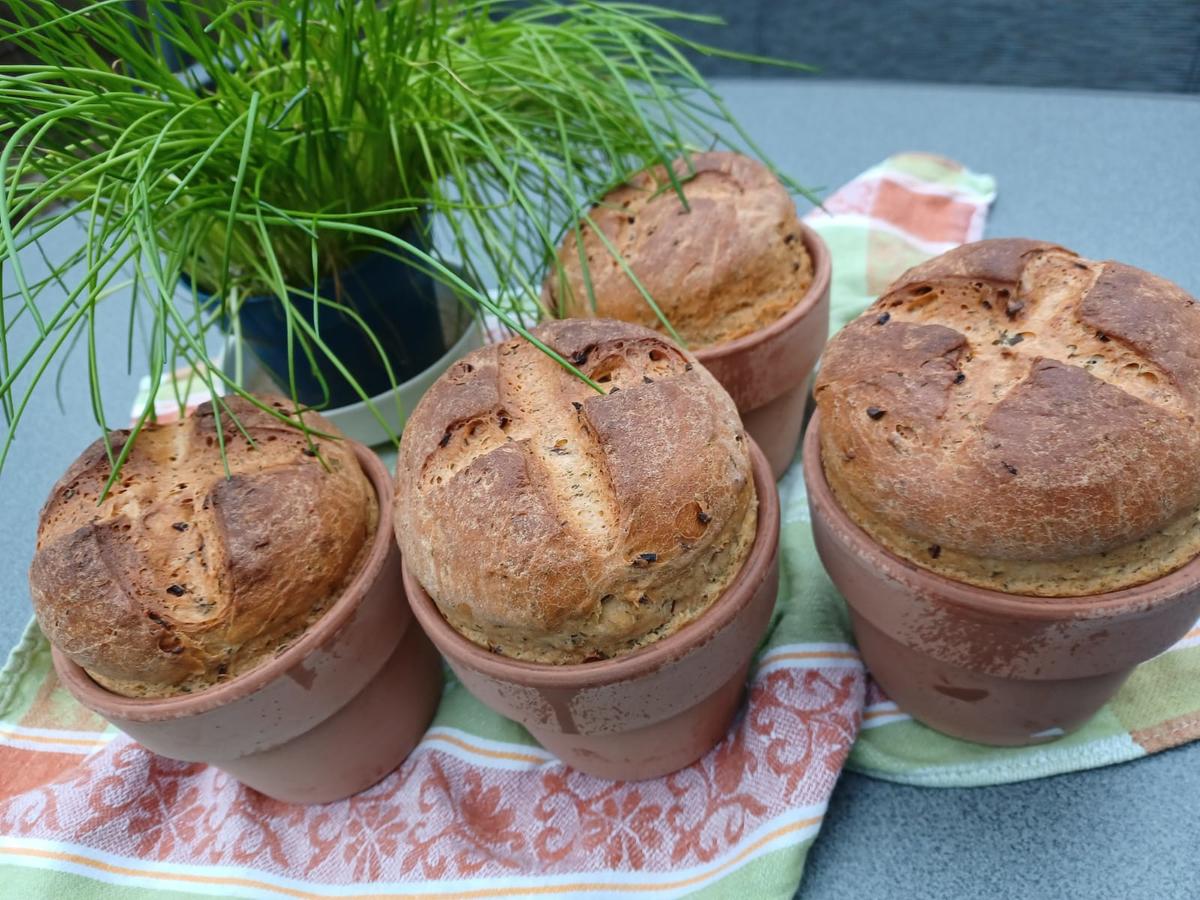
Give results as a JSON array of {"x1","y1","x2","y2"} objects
[
  {"x1": 803, "y1": 413, "x2": 1200, "y2": 746},
  {"x1": 695, "y1": 223, "x2": 831, "y2": 479},
  {"x1": 52, "y1": 443, "x2": 442, "y2": 804},
  {"x1": 404, "y1": 438, "x2": 780, "y2": 780}
]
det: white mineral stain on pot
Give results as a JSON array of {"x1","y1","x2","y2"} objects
[{"x1": 1030, "y1": 727, "x2": 1066, "y2": 739}]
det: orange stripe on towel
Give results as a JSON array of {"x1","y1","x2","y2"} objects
[
  {"x1": 870, "y1": 178, "x2": 980, "y2": 243},
  {"x1": 0, "y1": 814, "x2": 824, "y2": 898}
]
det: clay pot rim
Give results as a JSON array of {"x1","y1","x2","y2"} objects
[
  {"x1": 404, "y1": 437, "x2": 780, "y2": 689},
  {"x1": 693, "y1": 222, "x2": 831, "y2": 363},
  {"x1": 52, "y1": 440, "x2": 395, "y2": 720},
  {"x1": 803, "y1": 411, "x2": 1200, "y2": 620}
]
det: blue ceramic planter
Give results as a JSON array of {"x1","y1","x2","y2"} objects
[{"x1": 192, "y1": 229, "x2": 446, "y2": 409}]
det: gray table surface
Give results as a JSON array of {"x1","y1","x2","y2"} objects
[{"x1": 2, "y1": 79, "x2": 1198, "y2": 899}]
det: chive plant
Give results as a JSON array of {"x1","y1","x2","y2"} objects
[{"x1": 0, "y1": 0, "x2": 808, "y2": 488}]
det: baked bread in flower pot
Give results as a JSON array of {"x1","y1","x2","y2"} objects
[
  {"x1": 544, "y1": 151, "x2": 831, "y2": 478},
  {"x1": 394, "y1": 319, "x2": 780, "y2": 779},
  {"x1": 808, "y1": 238, "x2": 1200, "y2": 745},
  {"x1": 32, "y1": 395, "x2": 441, "y2": 803}
]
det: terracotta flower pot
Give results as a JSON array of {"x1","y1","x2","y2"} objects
[
  {"x1": 404, "y1": 438, "x2": 781, "y2": 780},
  {"x1": 803, "y1": 413, "x2": 1200, "y2": 746},
  {"x1": 51, "y1": 442, "x2": 442, "y2": 804},
  {"x1": 694, "y1": 223, "x2": 831, "y2": 480}
]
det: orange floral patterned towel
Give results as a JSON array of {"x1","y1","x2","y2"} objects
[{"x1": 0, "y1": 153, "x2": 995, "y2": 898}]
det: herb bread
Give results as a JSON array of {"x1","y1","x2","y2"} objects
[
  {"x1": 393, "y1": 319, "x2": 757, "y2": 663},
  {"x1": 544, "y1": 151, "x2": 813, "y2": 348},
  {"x1": 815, "y1": 239, "x2": 1200, "y2": 596},
  {"x1": 30, "y1": 395, "x2": 377, "y2": 697}
]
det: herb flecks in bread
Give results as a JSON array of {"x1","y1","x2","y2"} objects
[
  {"x1": 815, "y1": 239, "x2": 1200, "y2": 597},
  {"x1": 395, "y1": 319, "x2": 757, "y2": 663}
]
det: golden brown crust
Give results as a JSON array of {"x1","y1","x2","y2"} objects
[
  {"x1": 543, "y1": 151, "x2": 812, "y2": 348},
  {"x1": 394, "y1": 319, "x2": 757, "y2": 663},
  {"x1": 814, "y1": 239, "x2": 1200, "y2": 597},
  {"x1": 30, "y1": 395, "x2": 377, "y2": 697}
]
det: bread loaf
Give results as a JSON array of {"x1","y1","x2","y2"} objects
[
  {"x1": 30, "y1": 395, "x2": 377, "y2": 697},
  {"x1": 393, "y1": 319, "x2": 757, "y2": 663},
  {"x1": 815, "y1": 239, "x2": 1200, "y2": 596},
  {"x1": 544, "y1": 151, "x2": 812, "y2": 348}
]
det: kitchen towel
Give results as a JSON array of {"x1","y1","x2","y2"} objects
[{"x1": 9, "y1": 153, "x2": 1190, "y2": 900}]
